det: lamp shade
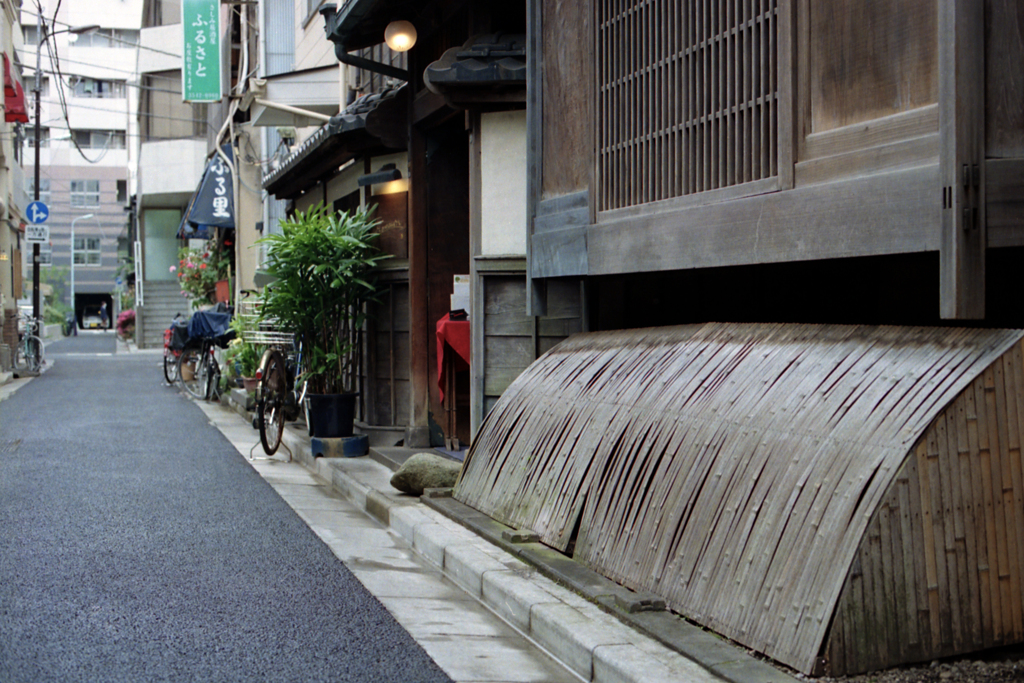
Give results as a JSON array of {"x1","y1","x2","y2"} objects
[{"x1": 385, "y1": 20, "x2": 417, "y2": 52}]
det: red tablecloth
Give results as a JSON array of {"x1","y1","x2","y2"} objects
[{"x1": 437, "y1": 314, "x2": 470, "y2": 402}]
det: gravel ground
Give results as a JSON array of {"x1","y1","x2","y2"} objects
[{"x1": 820, "y1": 646, "x2": 1024, "y2": 683}]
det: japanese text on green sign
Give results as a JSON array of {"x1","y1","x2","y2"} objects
[{"x1": 181, "y1": 0, "x2": 221, "y2": 102}]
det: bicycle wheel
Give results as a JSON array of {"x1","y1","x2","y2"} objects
[
  {"x1": 258, "y1": 349, "x2": 287, "y2": 455},
  {"x1": 177, "y1": 345, "x2": 208, "y2": 399},
  {"x1": 22, "y1": 336, "x2": 42, "y2": 372},
  {"x1": 163, "y1": 350, "x2": 179, "y2": 384}
]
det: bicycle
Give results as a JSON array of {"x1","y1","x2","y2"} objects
[
  {"x1": 177, "y1": 337, "x2": 221, "y2": 400},
  {"x1": 14, "y1": 315, "x2": 44, "y2": 374},
  {"x1": 254, "y1": 338, "x2": 307, "y2": 456},
  {"x1": 162, "y1": 314, "x2": 188, "y2": 384},
  {"x1": 175, "y1": 308, "x2": 233, "y2": 401}
]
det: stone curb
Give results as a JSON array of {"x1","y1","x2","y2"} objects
[{"x1": 259, "y1": 420, "x2": 799, "y2": 683}]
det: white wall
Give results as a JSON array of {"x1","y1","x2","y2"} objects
[
  {"x1": 480, "y1": 110, "x2": 527, "y2": 256},
  {"x1": 138, "y1": 138, "x2": 206, "y2": 201},
  {"x1": 294, "y1": 0, "x2": 335, "y2": 71},
  {"x1": 138, "y1": 24, "x2": 181, "y2": 74}
]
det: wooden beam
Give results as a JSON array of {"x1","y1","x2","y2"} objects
[
  {"x1": 525, "y1": 0, "x2": 545, "y2": 316},
  {"x1": 939, "y1": 0, "x2": 986, "y2": 319},
  {"x1": 586, "y1": 165, "x2": 940, "y2": 277}
]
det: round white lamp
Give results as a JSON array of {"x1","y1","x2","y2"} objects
[{"x1": 385, "y1": 20, "x2": 417, "y2": 52}]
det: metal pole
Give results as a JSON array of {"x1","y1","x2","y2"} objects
[
  {"x1": 31, "y1": 11, "x2": 42, "y2": 321},
  {"x1": 70, "y1": 218, "x2": 74, "y2": 318}
]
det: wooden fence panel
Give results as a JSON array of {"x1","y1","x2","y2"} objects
[{"x1": 456, "y1": 323, "x2": 1024, "y2": 674}]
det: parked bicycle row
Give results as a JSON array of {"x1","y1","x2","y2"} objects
[{"x1": 162, "y1": 300, "x2": 306, "y2": 459}]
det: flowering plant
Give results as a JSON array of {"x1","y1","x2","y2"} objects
[
  {"x1": 116, "y1": 309, "x2": 135, "y2": 338},
  {"x1": 174, "y1": 243, "x2": 230, "y2": 303}
]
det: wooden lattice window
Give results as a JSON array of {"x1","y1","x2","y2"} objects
[{"x1": 597, "y1": 0, "x2": 779, "y2": 211}]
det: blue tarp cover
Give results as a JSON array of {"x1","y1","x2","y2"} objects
[{"x1": 187, "y1": 310, "x2": 233, "y2": 340}]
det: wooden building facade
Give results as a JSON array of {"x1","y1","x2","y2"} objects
[
  {"x1": 309, "y1": 0, "x2": 586, "y2": 448},
  {"x1": 528, "y1": 0, "x2": 1024, "y2": 327}
]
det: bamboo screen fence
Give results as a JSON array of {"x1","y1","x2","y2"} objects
[
  {"x1": 455, "y1": 323, "x2": 1024, "y2": 674},
  {"x1": 596, "y1": 0, "x2": 779, "y2": 210}
]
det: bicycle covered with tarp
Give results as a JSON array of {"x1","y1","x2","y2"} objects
[{"x1": 176, "y1": 307, "x2": 234, "y2": 401}]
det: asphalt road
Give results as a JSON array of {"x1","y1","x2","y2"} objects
[{"x1": 0, "y1": 336, "x2": 453, "y2": 683}]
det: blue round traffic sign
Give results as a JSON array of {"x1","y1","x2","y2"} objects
[{"x1": 27, "y1": 201, "x2": 49, "y2": 224}]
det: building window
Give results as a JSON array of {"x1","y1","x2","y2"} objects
[
  {"x1": 25, "y1": 126, "x2": 49, "y2": 148},
  {"x1": 596, "y1": 0, "x2": 779, "y2": 211},
  {"x1": 73, "y1": 29, "x2": 139, "y2": 48},
  {"x1": 73, "y1": 236, "x2": 101, "y2": 266},
  {"x1": 73, "y1": 130, "x2": 126, "y2": 149},
  {"x1": 71, "y1": 77, "x2": 126, "y2": 99},
  {"x1": 22, "y1": 25, "x2": 40, "y2": 46},
  {"x1": 70, "y1": 180, "x2": 101, "y2": 208},
  {"x1": 117, "y1": 179, "x2": 128, "y2": 204},
  {"x1": 27, "y1": 177, "x2": 51, "y2": 204},
  {"x1": 307, "y1": 0, "x2": 323, "y2": 14}
]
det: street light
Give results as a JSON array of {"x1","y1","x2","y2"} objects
[
  {"x1": 30, "y1": 21, "x2": 99, "y2": 321},
  {"x1": 70, "y1": 213, "x2": 93, "y2": 325}
]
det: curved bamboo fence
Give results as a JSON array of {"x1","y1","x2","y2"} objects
[{"x1": 455, "y1": 322, "x2": 1024, "y2": 675}]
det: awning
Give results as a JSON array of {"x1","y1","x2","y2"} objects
[
  {"x1": 424, "y1": 34, "x2": 526, "y2": 108},
  {"x1": 249, "y1": 65, "x2": 340, "y2": 127},
  {"x1": 262, "y1": 83, "x2": 407, "y2": 199},
  {"x1": 177, "y1": 145, "x2": 235, "y2": 239},
  {"x1": 3, "y1": 54, "x2": 28, "y2": 124}
]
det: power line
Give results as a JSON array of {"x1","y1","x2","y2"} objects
[
  {"x1": 18, "y1": 48, "x2": 184, "y2": 82},
  {"x1": 19, "y1": 7, "x2": 181, "y2": 57},
  {"x1": 22, "y1": 66, "x2": 186, "y2": 96}
]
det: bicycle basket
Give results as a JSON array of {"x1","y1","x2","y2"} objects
[{"x1": 168, "y1": 321, "x2": 191, "y2": 350}]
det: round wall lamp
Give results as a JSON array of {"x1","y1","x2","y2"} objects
[{"x1": 385, "y1": 20, "x2": 417, "y2": 52}]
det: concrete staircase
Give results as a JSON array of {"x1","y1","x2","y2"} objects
[{"x1": 137, "y1": 281, "x2": 188, "y2": 349}]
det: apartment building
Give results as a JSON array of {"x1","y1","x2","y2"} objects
[{"x1": 19, "y1": 0, "x2": 141, "y2": 326}]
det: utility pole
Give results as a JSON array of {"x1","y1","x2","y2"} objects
[{"x1": 31, "y1": 9, "x2": 41, "y2": 321}]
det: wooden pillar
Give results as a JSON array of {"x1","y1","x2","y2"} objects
[
  {"x1": 469, "y1": 111, "x2": 484, "y2": 442},
  {"x1": 939, "y1": 0, "x2": 986, "y2": 319},
  {"x1": 407, "y1": 121, "x2": 431, "y2": 447},
  {"x1": 525, "y1": 0, "x2": 545, "y2": 317}
]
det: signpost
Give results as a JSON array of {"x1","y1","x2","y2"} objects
[
  {"x1": 26, "y1": 201, "x2": 48, "y2": 243},
  {"x1": 181, "y1": 0, "x2": 222, "y2": 102},
  {"x1": 27, "y1": 200, "x2": 48, "y2": 224},
  {"x1": 25, "y1": 224, "x2": 48, "y2": 243}
]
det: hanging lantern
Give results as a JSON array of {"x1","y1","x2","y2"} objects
[{"x1": 385, "y1": 20, "x2": 417, "y2": 52}]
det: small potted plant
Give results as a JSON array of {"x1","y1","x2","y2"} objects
[
  {"x1": 257, "y1": 203, "x2": 388, "y2": 437},
  {"x1": 220, "y1": 313, "x2": 260, "y2": 391}
]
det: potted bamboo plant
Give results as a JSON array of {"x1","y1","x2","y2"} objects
[{"x1": 257, "y1": 203, "x2": 388, "y2": 437}]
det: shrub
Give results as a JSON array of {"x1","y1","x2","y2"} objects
[{"x1": 116, "y1": 309, "x2": 135, "y2": 337}]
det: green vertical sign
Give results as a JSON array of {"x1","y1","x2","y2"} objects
[{"x1": 181, "y1": 0, "x2": 221, "y2": 102}]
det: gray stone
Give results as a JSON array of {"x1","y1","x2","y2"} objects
[{"x1": 390, "y1": 452, "x2": 462, "y2": 495}]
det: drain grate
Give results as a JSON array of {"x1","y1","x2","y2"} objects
[{"x1": 0, "y1": 439, "x2": 21, "y2": 454}]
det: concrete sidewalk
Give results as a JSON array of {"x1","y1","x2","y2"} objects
[{"x1": 199, "y1": 390, "x2": 798, "y2": 683}]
